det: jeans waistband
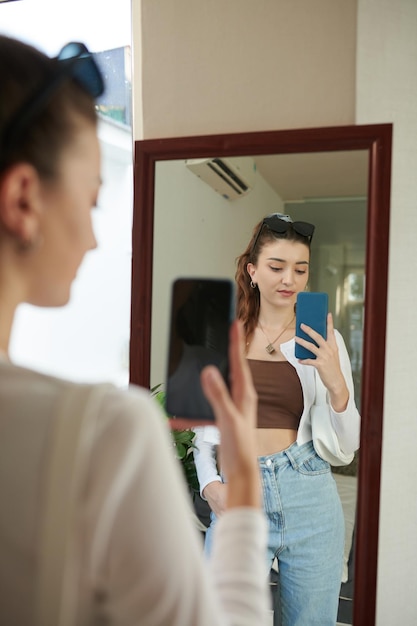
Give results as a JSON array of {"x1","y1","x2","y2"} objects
[{"x1": 258, "y1": 440, "x2": 316, "y2": 469}]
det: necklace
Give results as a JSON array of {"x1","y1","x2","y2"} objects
[{"x1": 258, "y1": 315, "x2": 295, "y2": 354}]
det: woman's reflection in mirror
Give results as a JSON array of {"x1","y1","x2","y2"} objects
[{"x1": 193, "y1": 212, "x2": 361, "y2": 625}]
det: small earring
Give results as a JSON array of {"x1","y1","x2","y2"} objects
[
  {"x1": 250, "y1": 280, "x2": 257, "y2": 289},
  {"x1": 16, "y1": 233, "x2": 43, "y2": 254},
  {"x1": 17, "y1": 238, "x2": 34, "y2": 253}
]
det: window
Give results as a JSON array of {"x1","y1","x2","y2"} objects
[{"x1": 2, "y1": 0, "x2": 133, "y2": 386}]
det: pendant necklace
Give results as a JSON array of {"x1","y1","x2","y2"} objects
[{"x1": 258, "y1": 315, "x2": 295, "y2": 354}]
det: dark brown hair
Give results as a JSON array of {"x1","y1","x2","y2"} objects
[
  {"x1": 0, "y1": 36, "x2": 97, "y2": 179},
  {"x1": 235, "y1": 217, "x2": 312, "y2": 346}
]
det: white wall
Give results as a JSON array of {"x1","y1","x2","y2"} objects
[
  {"x1": 0, "y1": 0, "x2": 130, "y2": 55},
  {"x1": 1, "y1": 0, "x2": 134, "y2": 386},
  {"x1": 133, "y1": 0, "x2": 417, "y2": 621},
  {"x1": 356, "y1": 0, "x2": 417, "y2": 622},
  {"x1": 133, "y1": 0, "x2": 357, "y2": 139}
]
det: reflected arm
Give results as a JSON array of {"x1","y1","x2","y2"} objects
[{"x1": 193, "y1": 426, "x2": 222, "y2": 498}]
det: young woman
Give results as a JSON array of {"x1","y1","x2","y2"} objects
[
  {"x1": 0, "y1": 35, "x2": 269, "y2": 625},
  {"x1": 193, "y1": 213, "x2": 361, "y2": 626}
]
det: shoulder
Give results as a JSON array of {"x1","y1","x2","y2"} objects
[
  {"x1": 0, "y1": 360, "x2": 168, "y2": 442},
  {"x1": 79, "y1": 383, "x2": 175, "y2": 495},
  {"x1": 81, "y1": 382, "x2": 170, "y2": 448}
]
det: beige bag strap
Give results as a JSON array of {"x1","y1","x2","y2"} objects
[{"x1": 36, "y1": 383, "x2": 107, "y2": 626}]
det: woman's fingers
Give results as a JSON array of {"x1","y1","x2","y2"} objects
[
  {"x1": 297, "y1": 313, "x2": 334, "y2": 341},
  {"x1": 201, "y1": 320, "x2": 261, "y2": 510},
  {"x1": 295, "y1": 313, "x2": 338, "y2": 356},
  {"x1": 200, "y1": 365, "x2": 234, "y2": 425}
]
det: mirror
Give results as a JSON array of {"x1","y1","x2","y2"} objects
[{"x1": 130, "y1": 124, "x2": 392, "y2": 626}]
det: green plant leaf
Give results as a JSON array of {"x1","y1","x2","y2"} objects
[
  {"x1": 175, "y1": 442, "x2": 187, "y2": 460},
  {"x1": 151, "y1": 382, "x2": 200, "y2": 496},
  {"x1": 174, "y1": 430, "x2": 195, "y2": 444}
]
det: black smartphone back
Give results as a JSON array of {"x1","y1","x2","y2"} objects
[
  {"x1": 165, "y1": 277, "x2": 235, "y2": 423},
  {"x1": 295, "y1": 292, "x2": 328, "y2": 360}
]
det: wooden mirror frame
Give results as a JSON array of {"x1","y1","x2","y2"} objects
[{"x1": 130, "y1": 123, "x2": 392, "y2": 626}]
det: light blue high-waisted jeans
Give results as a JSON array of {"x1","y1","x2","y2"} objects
[{"x1": 204, "y1": 440, "x2": 345, "y2": 626}]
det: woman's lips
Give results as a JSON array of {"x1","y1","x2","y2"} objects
[{"x1": 278, "y1": 290, "x2": 295, "y2": 297}]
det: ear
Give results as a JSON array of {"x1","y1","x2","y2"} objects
[
  {"x1": 246, "y1": 262, "x2": 256, "y2": 280},
  {"x1": 0, "y1": 163, "x2": 42, "y2": 244}
]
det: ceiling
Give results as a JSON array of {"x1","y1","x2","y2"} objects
[
  {"x1": 252, "y1": 149, "x2": 369, "y2": 251},
  {"x1": 254, "y1": 150, "x2": 368, "y2": 202}
]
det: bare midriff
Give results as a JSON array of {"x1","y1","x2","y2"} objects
[{"x1": 256, "y1": 428, "x2": 297, "y2": 457}]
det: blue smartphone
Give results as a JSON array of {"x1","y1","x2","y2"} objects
[
  {"x1": 295, "y1": 292, "x2": 328, "y2": 360},
  {"x1": 165, "y1": 277, "x2": 235, "y2": 423}
]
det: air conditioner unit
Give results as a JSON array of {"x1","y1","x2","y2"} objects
[{"x1": 186, "y1": 156, "x2": 256, "y2": 201}]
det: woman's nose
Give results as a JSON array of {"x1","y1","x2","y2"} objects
[{"x1": 281, "y1": 270, "x2": 294, "y2": 285}]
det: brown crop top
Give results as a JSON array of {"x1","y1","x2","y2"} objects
[{"x1": 247, "y1": 359, "x2": 304, "y2": 429}]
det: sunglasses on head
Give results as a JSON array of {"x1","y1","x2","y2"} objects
[
  {"x1": 252, "y1": 214, "x2": 315, "y2": 252},
  {"x1": 0, "y1": 42, "x2": 105, "y2": 167}
]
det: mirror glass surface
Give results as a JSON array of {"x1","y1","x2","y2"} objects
[
  {"x1": 151, "y1": 150, "x2": 366, "y2": 626},
  {"x1": 130, "y1": 125, "x2": 392, "y2": 626}
]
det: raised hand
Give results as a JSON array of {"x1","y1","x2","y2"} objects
[
  {"x1": 294, "y1": 312, "x2": 349, "y2": 412},
  {"x1": 200, "y1": 320, "x2": 261, "y2": 509}
]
